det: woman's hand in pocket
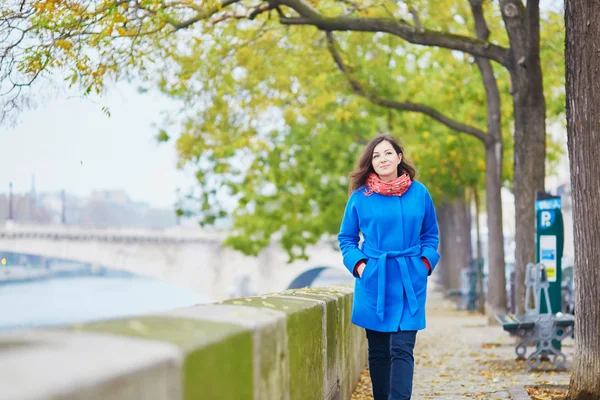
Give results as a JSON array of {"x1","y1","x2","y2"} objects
[
  {"x1": 421, "y1": 257, "x2": 431, "y2": 275},
  {"x1": 356, "y1": 260, "x2": 367, "y2": 278}
]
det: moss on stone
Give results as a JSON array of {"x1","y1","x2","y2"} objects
[
  {"x1": 286, "y1": 301, "x2": 324, "y2": 400},
  {"x1": 74, "y1": 317, "x2": 245, "y2": 350},
  {"x1": 73, "y1": 316, "x2": 253, "y2": 400},
  {"x1": 225, "y1": 294, "x2": 326, "y2": 399},
  {"x1": 257, "y1": 318, "x2": 288, "y2": 400},
  {"x1": 184, "y1": 331, "x2": 253, "y2": 400},
  {"x1": 281, "y1": 291, "x2": 342, "y2": 388},
  {"x1": 223, "y1": 295, "x2": 318, "y2": 315}
]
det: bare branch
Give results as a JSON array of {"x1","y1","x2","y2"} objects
[
  {"x1": 407, "y1": 4, "x2": 423, "y2": 31},
  {"x1": 211, "y1": 3, "x2": 273, "y2": 25},
  {"x1": 470, "y1": 0, "x2": 502, "y2": 143},
  {"x1": 375, "y1": 96, "x2": 488, "y2": 142},
  {"x1": 273, "y1": 0, "x2": 510, "y2": 67},
  {"x1": 325, "y1": 32, "x2": 488, "y2": 143},
  {"x1": 339, "y1": 0, "x2": 362, "y2": 15},
  {"x1": 469, "y1": 0, "x2": 491, "y2": 40},
  {"x1": 172, "y1": 0, "x2": 243, "y2": 30}
]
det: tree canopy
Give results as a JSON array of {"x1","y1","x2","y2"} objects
[{"x1": 1, "y1": 0, "x2": 565, "y2": 260}]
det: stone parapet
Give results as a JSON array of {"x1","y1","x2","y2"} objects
[{"x1": 0, "y1": 285, "x2": 366, "y2": 400}]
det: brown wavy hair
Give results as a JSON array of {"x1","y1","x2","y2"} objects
[{"x1": 348, "y1": 134, "x2": 417, "y2": 195}]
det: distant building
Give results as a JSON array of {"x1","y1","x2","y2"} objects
[
  {"x1": 1, "y1": 189, "x2": 177, "y2": 228},
  {"x1": 0, "y1": 193, "x2": 52, "y2": 224},
  {"x1": 89, "y1": 190, "x2": 131, "y2": 206}
]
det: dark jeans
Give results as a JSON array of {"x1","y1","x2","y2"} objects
[{"x1": 365, "y1": 328, "x2": 417, "y2": 400}]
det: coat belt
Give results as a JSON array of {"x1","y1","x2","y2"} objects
[{"x1": 365, "y1": 245, "x2": 421, "y2": 322}]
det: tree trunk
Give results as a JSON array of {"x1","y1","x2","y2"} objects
[
  {"x1": 437, "y1": 197, "x2": 471, "y2": 293},
  {"x1": 452, "y1": 192, "x2": 472, "y2": 293},
  {"x1": 438, "y1": 203, "x2": 457, "y2": 291},
  {"x1": 565, "y1": 1, "x2": 600, "y2": 397},
  {"x1": 436, "y1": 204, "x2": 451, "y2": 289},
  {"x1": 499, "y1": 0, "x2": 546, "y2": 315},
  {"x1": 470, "y1": 0, "x2": 507, "y2": 318},
  {"x1": 484, "y1": 142, "x2": 507, "y2": 316},
  {"x1": 473, "y1": 188, "x2": 485, "y2": 314}
]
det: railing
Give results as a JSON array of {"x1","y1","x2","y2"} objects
[{"x1": 0, "y1": 229, "x2": 208, "y2": 244}]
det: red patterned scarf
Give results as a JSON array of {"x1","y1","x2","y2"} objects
[{"x1": 364, "y1": 173, "x2": 412, "y2": 196}]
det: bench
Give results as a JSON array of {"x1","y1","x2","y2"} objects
[
  {"x1": 496, "y1": 263, "x2": 574, "y2": 370},
  {"x1": 495, "y1": 313, "x2": 535, "y2": 331}
]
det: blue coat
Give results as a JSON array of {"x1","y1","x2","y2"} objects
[{"x1": 338, "y1": 181, "x2": 440, "y2": 332}]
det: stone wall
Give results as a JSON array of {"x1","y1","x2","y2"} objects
[{"x1": 0, "y1": 285, "x2": 367, "y2": 400}]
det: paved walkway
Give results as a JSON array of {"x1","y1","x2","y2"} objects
[{"x1": 351, "y1": 282, "x2": 573, "y2": 399}]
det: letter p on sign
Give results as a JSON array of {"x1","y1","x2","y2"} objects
[{"x1": 541, "y1": 211, "x2": 552, "y2": 228}]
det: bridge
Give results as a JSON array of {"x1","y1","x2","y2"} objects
[{"x1": 0, "y1": 222, "x2": 351, "y2": 301}]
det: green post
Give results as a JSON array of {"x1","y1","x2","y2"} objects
[{"x1": 535, "y1": 192, "x2": 564, "y2": 350}]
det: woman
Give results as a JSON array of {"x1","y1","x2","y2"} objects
[{"x1": 338, "y1": 134, "x2": 440, "y2": 400}]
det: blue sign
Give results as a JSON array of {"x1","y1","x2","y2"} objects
[
  {"x1": 536, "y1": 198, "x2": 561, "y2": 211},
  {"x1": 539, "y1": 210, "x2": 556, "y2": 229},
  {"x1": 541, "y1": 249, "x2": 556, "y2": 261}
]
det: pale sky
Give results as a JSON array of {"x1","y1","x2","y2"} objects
[{"x1": 1, "y1": 82, "x2": 195, "y2": 208}]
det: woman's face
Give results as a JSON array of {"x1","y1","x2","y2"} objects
[{"x1": 371, "y1": 140, "x2": 402, "y2": 181}]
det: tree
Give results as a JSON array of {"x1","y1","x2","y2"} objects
[
  {"x1": 157, "y1": 7, "x2": 505, "y2": 299},
  {"x1": 565, "y1": 1, "x2": 600, "y2": 398},
  {"x1": 1, "y1": 0, "x2": 564, "y2": 316}
]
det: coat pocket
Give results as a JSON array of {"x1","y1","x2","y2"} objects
[
  {"x1": 411, "y1": 257, "x2": 429, "y2": 295},
  {"x1": 419, "y1": 258, "x2": 430, "y2": 278},
  {"x1": 360, "y1": 258, "x2": 378, "y2": 296},
  {"x1": 361, "y1": 257, "x2": 377, "y2": 280}
]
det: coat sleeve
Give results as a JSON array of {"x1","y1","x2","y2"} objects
[
  {"x1": 420, "y1": 187, "x2": 440, "y2": 274},
  {"x1": 338, "y1": 193, "x2": 367, "y2": 276}
]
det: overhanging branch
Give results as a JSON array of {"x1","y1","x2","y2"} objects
[
  {"x1": 172, "y1": 0, "x2": 243, "y2": 30},
  {"x1": 275, "y1": 0, "x2": 510, "y2": 67},
  {"x1": 325, "y1": 32, "x2": 488, "y2": 143},
  {"x1": 211, "y1": 3, "x2": 273, "y2": 24}
]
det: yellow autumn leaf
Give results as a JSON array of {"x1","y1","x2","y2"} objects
[{"x1": 55, "y1": 39, "x2": 73, "y2": 51}]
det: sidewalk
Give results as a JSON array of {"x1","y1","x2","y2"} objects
[{"x1": 351, "y1": 282, "x2": 573, "y2": 399}]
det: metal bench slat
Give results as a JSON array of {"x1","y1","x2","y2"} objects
[{"x1": 496, "y1": 314, "x2": 536, "y2": 330}]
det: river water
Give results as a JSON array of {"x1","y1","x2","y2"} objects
[
  {"x1": 0, "y1": 256, "x2": 354, "y2": 332},
  {"x1": 0, "y1": 267, "x2": 212, "y2": 332}
]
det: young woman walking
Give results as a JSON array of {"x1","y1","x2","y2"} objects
[{"x1": 338, "y1": 134, "x2": 440, "y2": 400}]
